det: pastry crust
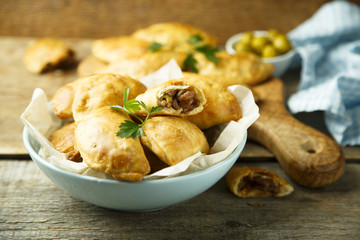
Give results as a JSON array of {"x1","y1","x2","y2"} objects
[
  {"x1": 226, "y1": 167, "x2": 294, "y2": 198},
  {"x1": 131, "y1": 22, "x2": 218, "y2": 52},
  {"x1": 99, "y1": 51, "x2": 188, "y2": 80},
  {"x1": 75, "y1": 107, "x2": 150, "y2": 181},
  {"x1": 195, "y1": 51, "x2": 274, "y2": 86},
  {"x1": 24, "y1": 38, "x2": 76, "y2": 74},
  {"x1": 48, "y1": 121, "x2": 82, "y2": 162},
  {"x1": 77, "y1": 55, "x2": 108, "y2": 77},
  {"x1": 92, "y1": 36, "x2": 151, "y2": 63},
  {"x1": 181, "y1": 73, "x2": 242, "y2": 129},
  {"x1": 52, "y1": 73, "x2": 146, "y2": 121},
  {"x1": 141, "y1": 116, "x2": 209, "y2": 166},
  {"x1": 135, "y1": 78, "x2": 206, "y2": 117}
]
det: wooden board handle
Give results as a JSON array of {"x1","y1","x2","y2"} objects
[{"x1": 248, "y1": 78, "x2": 345, "y2": 187}]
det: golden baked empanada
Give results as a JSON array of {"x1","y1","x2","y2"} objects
[
  {"x1": 75, "y1": 107, "x2": 150, "y2": 181},
  {"x1": 226, "y1": 167, "x2": 294, "y2": 198},
  {"x1": 100, "y1": 51, "x2": 188, "y2": 80},
  {"x1": 48, "y1": 121, "x2": 82, "y2": 162},
  {"x1": 52, "y1": 73, "x2": 146, "y2": 121},
  {"x1": 92, "y1": 36, "x2": 151, "y2": 63},
  {"x1": 77, "y1": 55, "x2": 108, "y2": 77},
  {"x1": 141, "y1": 116, "x2": 209, "y2": 166},
  {"x1": 131, "y1": 22, "x2": 217, "y2": 52},
  {"x1": 181, "y1": 73, "x2": 242, "y2": 129},
  {"x1": 135, "y1": 79, "x2": 206, "y2": 118},
  {"x1": 195, "y1": 51, "x2": 274, "y2": 86},
  {"x1": 72, "y1": 73, "x2": 146, "y2": 121},
  {"x1": 24, "y1": 38, "x2": 76, "y2": 74}
]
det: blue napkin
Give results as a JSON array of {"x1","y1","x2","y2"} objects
[{"x1": 287, "y1": 0, "x2": 360, "y2": 146}]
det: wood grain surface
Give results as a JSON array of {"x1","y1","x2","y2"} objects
[
  {"x1": 2, "y1": 0, "x2": 360, "y2": 44},
  {"x1": 1, "y1": 160, "x2": 359, "y2": 239},
  {"x1": 248, "y1": 78, "x2": 345, "y2": 187}
]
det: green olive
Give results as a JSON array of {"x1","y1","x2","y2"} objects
[
  {"x1": 234, "y1": 41, "x2": 251, "y2": 53},
  {"x1": 273, "y1": 34, "x2": 292, "y2": 54},
  {"x1": 262, "y1": 44, "x2": 277, "y2": 58},
  {"x1": 267, "y1": 29, "x2": 279, "y2": 40},
  {"x1": 250, "y1": 36, "x2": 268, "y2": 54},
  {"x1": 239, "y1": 32, "x2": 253, "y2": 45}
]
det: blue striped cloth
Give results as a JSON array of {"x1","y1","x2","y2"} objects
[{"x1": 287, "y1": 0, "x2": 360, "y2": 146}]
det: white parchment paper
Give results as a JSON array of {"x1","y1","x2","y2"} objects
[{"x1": 21, "y1": 59, "x2": 259, "y2": 180}]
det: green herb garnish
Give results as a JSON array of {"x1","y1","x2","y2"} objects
[
  {"x1": 195, "y1": 44, "x2": 220, "y2": 64},
  {"x1": 110, "y1": 88, "x2": 162, "y2": 139},
  {"x1": 182, "y1": 35, "x2": 220, "y2": 72},
  {"x1": 148, "y1": 42, "x2": 163, "y2": 52},
  {"x1": 182, "y1": 54, "x2": 198, "y2": 73},
  {"x1": 187, "y1": 34, "x2": 203, "y2": 46}
]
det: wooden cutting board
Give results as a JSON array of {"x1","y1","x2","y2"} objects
[{"x1": 248, "y1": 77, "x2": 345, "y2": 187}]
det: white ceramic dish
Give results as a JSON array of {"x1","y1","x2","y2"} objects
[
  {"x1": 225, "y1": 31, "x2": 296, "y2": 77},
  {"x1": 23, "y1": 126, "x2": 247, "y2": 212}
]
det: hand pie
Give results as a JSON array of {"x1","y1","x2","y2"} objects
[
  {"x1": 194, "y1": 51, "x2": 274, "y2": 86},
  {"x1": 141, "y1": 116, "x2": 209, "y2": 166},
  {"x1": 92, "y1": 36, "x2": 151, "y2": 63},
  {"x1": 75, "y1": 107, "x2": 150, "y2": 181},
  {"x1": 226, "y1": 167, "x2": 294, "y2": 198},
  {"x1": 135, "y1": 79, "x2": 206, "y2": 117},
  {"x1": 131, "y1": 22, "x2": 218, "y2": 52},
  {"x1": 181, "y1": 73, "x2": 242, "y2": 129},
  {"x1": 24, "y1": 38, "x2": 76, "y2": 74},
  {"x1": 99, "y1": 51, "x2": 188, "y2": 80},
  {"x1": 48, "y1": 121, "x2": 82, "y2": 162},
  {"x1": 52, "y1": 73, "x2": 146, "y2": 121},
  {"x1": 77, "y1": 55, "x2": 108, "y2": 77}
]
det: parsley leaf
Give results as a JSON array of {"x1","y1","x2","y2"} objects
[
  {"x1": 182, "y1": 54, "x2": 198, "y2": 73},
  {"x1": 110, "y1": 88, "x2": 162, "y2": 139},
  {"x1": 187, "y1": 34, "x2": 203, "y2": 46},
  {"x1": 195, "y1": 45, "x2": 220, "y2": 64},
  {"x1": 148, "y1": 42, "x2": 163, "y2": 52}
]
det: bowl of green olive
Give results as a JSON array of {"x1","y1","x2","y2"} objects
[{"x1": 226, "y1": 30, "x2": 295, "y2": 77}]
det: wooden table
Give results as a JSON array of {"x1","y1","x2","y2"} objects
[{"x1": 1, "y1": 37, "x2": 360, "y2": 239}]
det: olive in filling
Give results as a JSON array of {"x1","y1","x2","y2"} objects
[{"x1": 159, "y1": 88, "x2": 200, "y2": 113}]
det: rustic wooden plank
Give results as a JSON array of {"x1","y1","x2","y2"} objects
[
  {"x1": 1, "y1": 160, "x2": 359, "y2": 239},
  {"x1": 3, "y1": 0, "x2": 360, "y2": 44}
]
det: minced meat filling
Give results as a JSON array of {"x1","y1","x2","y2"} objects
[
  {"x1": 240, "y1": 173, "x2": 280, "y2": 195},
  {"x1": 160, "y1": 89, "x2": 200, "y2": 113}
]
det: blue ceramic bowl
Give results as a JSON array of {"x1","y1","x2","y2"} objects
[{"x1": 23, "y1": 127, "x2": 247, "y2": 212}]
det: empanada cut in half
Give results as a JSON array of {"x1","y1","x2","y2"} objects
[
  {"x1": 52, "y1": 73, "x2": 146, "y2": 121},
  {"x1": 226, "y1": 167, "x2": 294, "y2": 198},
  {"x1": 135, "y1": 79, "x2": 206, "y2": 117},
  {"x1": 75, "y1": 107, "x2": 150, "y2": 181},
  {"x1": 24, "y1": 38, "x2": 76, "y2": 74},
  {"x1": 48, "y1": 121, "x2": 82, "y2": 162},
  {"x1": 141, "y1": 116, "x2": 209, "y2": 166},
  {"x1": 181, "y1": 73, "x2": 242, "y2": 129}
]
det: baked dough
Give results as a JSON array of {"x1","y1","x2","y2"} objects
[
  {"x1": 131, "y1": 22, "x2": 217, "y2": 52},
  {"x1": 24, "y1": 38, "x2": 76, "y2": 74},
  {"x1": 99, "y1": 51, "x2": 188, "y2": 80},
  {"x1": 226, "y1": 167, "x2": 294, "y2": 198},
  {"x1": 195, "y1": 51, "x2": 274, "y2": 86},
  {"x1": 75, "y1": 107, "x2": 150, "y2": 181},
  {"x1": 77, "y1": 55, "x2": 108, "y2": 77},
  {"x1": 52, "y1": 73, "x2": 146, "y2": 121},
  {"x1": 141, "y1": 116, "x2": 209, "y2": 166},
  {"x1": 48, "y1": 121, "x2": 82, "y2": 162},
  {"x1": 92, "y1": 36, "x2": 151, "y2": 63},
  {"x1": 135, "y1": 78, "x2": 206, "y2": 118},
  {"x1": 181, "y1": 73, "x2": 242, "y2": 129}
]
